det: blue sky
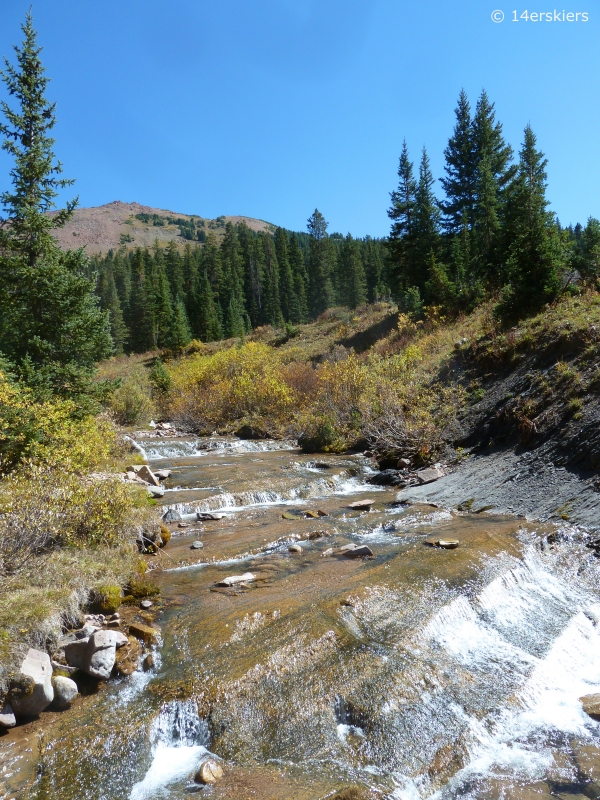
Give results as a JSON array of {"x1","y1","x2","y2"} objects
[{"x1": 0, "y1": 0, "x2": 598, "y2": 237}]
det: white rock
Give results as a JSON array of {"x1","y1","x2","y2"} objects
[
  {"x1": 147, "y1": 485, "x2": 165, "y2": 498},
  {"x1": 216, "y1": 572, "x2": 255, "y2": 587},
  {"x1": 52, "y1": 676, "x2": 79, "y2": 710},
  {"x1": 63, "y1": 638, "x2": 90, "y2": 670},
  {"x1": 11, "y1": 649, "x2": 54, "y2": 718},
  {"x1": 0, "y1": 702, "x2": 16, "y2": 728},
  {"x1": 154, "y1": 469, "x2": 172, "y2": 480}
]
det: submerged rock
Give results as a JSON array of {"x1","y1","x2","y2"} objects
[
  {"x1": 346, "y1": 499, "x2": 375, "y2": 510},
  {"x1": 288, "y1": 544, "x2": 303, "y2": 553},
  {"x1": 52, "y1": 676, "x2": 78, "y2": 710},
  {"x1": 337, "y1": 544, "x2": 374, "y2": 558},
  {"x1": 425, "y1": 539, "x2": 459, "y2": 549},
  {"x1": 129, "y1": 622, "x2": 160, "y2": 646},
  {"x1": 190, "y1": 540, "x2": 204, "y2": 550},
  {"x1": 114, "y1": 636, "x2": 143, "y2": 677},
  {"x1": 194, "y1": 758, "x2": 223, "y2": 785},
  {"x1": 10, "y1": 649, "x2": 54, "y2": 718},
  {"x1": 216, "y1": 572, "x2": 255, "y2": 587},
  {"x1": 0, "y1": 702, "x2": 16, "y2": 728}
]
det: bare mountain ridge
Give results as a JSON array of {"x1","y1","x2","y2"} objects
[{"x1": 49, "y1": 200, "x2": 277, "y2": 254}]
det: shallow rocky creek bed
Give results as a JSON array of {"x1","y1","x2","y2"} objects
[{"x1": 3, "y1": 436, "x2": 600, "y2": 800}]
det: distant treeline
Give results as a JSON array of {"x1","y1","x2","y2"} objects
[{"x1": 92, "y1": 218, "x2": 388, "y2": 354}]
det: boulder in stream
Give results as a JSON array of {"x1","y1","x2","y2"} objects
[
  {"x1": 337, "y1": 544, "x2": 374, "y2": 558},
  {"x1": 84, "y1": 630, "x2": 125, "y2": 680},
  {"x1": 289, "y1": 544, "x2": 303, "y2": 553},
  {"x1": 137, "y1": 465, "x2": 161, "y2": 486},
  {"x1": 194, "y1": 758, "x2": 224, "y2": 784},
  {"x1": 191, "y1": 540, "x2": 204, "y2": 549},
  {"x1": 154, "y1": 469, "x2": 172, "y2": 480},
  {"x1": 162, "y1": 508, "x2": 182, "y2": 523},
  {"x1": 346, "y1": 499, "x2": 375, "y2": 510},
  {"x1": 10, "y1": 649, "x2": 54, "y2": 718},
  {"x1": 51, "y1": 676, "x2": 78, "y2": 710}
]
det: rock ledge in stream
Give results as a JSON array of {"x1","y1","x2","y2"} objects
[{"x1": 580, "y1": 693, "x2": 600, "y2": 720}]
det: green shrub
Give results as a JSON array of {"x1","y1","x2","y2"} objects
[{"x1": 91, "y1": 584, "x2": 121, "y2": 614}]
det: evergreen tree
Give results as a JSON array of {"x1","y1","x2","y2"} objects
[
  {"x1": 165, "y1": 240, "x2": 184, "y2": 300},
  {"x1": 339, "y1": 234, "x2": 367, "y2": 308},
  {"x1": 387, "y1": 139, "x2": 418, "y2": 298},
  {"x1": 193, "y1": 270, "x2": 222, "y2": 341},
  {"x1": 148, "y1": 246, "x2": 173, "y2": 347},
  {"x1": 307, "y1": 209, "x2": 336, "y2": 315},
  {"x1": 0, "y1": 13, "x2": 112, "y2": 401},
  {"x1": 220, "y1": 223, "x2": 248, "y2": 330},
  {"x1": 225, "y1": 292, "x2": 246, "y2": 339},
  {"x1": 127, "y1": 250, "x2": 154, "y2": 352},
  {"x1": 97, "y1": 268, "x2": 128, "y2": 355},
  {"x1": 362, "y1": 236, "x2": 388, "y2": 302},
  {"x1": 288, "y1": 232, "x2": 309, "y2": 322},
  {"x1": 440, "y1": 90, "x2": 475, "y2": 234},
  {"x1": 260, "y1": 232, "x2": 283, "y2": 326},
  {"x1": 413, "y1": 147, "x2": 441, "y2": 298},
  {"x1": 573, "y1": 217, "x2": 600, "y2": 282},
  {"x1": 498, "y1": 125, "x2": 563, "y2": 317},
  {"x1": 274, "y1": 227, "x2": 300, "y2": 323},
  {"x1": 168, "y1": 296, "x2": 192, "y2": 351},
  {"x1": 238, "y1": 223, "x2": 262, "y2": 327}
]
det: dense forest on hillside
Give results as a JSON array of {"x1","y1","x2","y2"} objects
[{"x1": 91, "y1": 221, "x2": 388, "y2": 354}]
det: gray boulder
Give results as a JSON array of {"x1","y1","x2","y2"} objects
[
  {"x1": 0, "y1": 702, "x2": 16, "y2": 728},
  {"x1": 147, "y1": 485, "x2": 165, "y2": 498},
  {"x1": 52, "y1": 676, "x2": 79, "y2": 710},
  {"x1": 137, "y1": 465, "x2": 160, "y2": 487},
  {"x1": 84, "y1": 630, "x2": 121, "y2": 680},
  {"x1": 416, "y1": 466, "x2": 445, "y2": 484},
  {"x1": 63, "y1": 637, "x2": 90, "y2": 671},
  {"x1": 162, "y1": 508, "x2": 182, "y2": 523},
  {"x1": 10, "y1": 649, "x2": 54, "y2": 718},
  {"x1": 154, "y1": 469, "x2": 172, "y2": 480}
]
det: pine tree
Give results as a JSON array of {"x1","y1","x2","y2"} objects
[
  {"x1": 165, "y1": 240, "x2": 184, "y2": 299},
  {"x1": 413, "y1": 147, "x2": 441, "y2": 298},
  {"x1": 0, "y1": 13, "x2": 112, "y2": 401},
  {"x1": 193, "y1": 270, "x2": 222, "y2": 341},
  {"x1": 362, "y1": 236, "x2": 388, "y2": 302},
  {"x1": 148, "y1": 247, "x2": 173, "y2": 347},
  {"x1": 440, "y1": 90, "x2": 475, "y2": 234},
  {"x1": 238, "y1": 223, "x2": 262, "y2": 327},
  {"x1": 97, "y1": 268, "x2": 128, "y2": 355},
  {"x1": 168, "y1": 296, "x2": 192, "y2": 351},
  {"x1": 127, "y1": 250, "x2": 154, "y2": 352},
  {"x1": 307, "y1": 209, "x2": 336, "y2": 316},
  {"x1": 225, "y1": 292, "x2": 246, "y2": 339},
  {"x1": 288, "y1": 232, "x2": 309, "y2": 322},
  {"x1": 274, "y1": 227, "x2": 300, "y2": 323},
  {"x1": 339, "y1": 234, "x2": 367, "y2": 309},
  {"x1": 573, "y1": 217, "x2": 600, "y2": 282},
  {"x1": 260, "y1": 232, "x2": 283, "y2": 326},
  {"x1": 498, "y1": 125, "x2": 563, "y2": 317},
  {"x1": 387, "y1": 139, "x2": 417, "y2": 297}
]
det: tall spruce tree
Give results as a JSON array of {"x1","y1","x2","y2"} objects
[
  {"x1": 260, "y1": 232, "x2": 283, "y2": 326},
  {"x1": 127, "y1": 250, "x2": 154, "y2": 352},
  {"x1": 440, "y1": 90, "x2": 475, "y2": 234},
  {"x1": 413, "y1": 147, "x2": 441, "y2": 297},
  {"x1": 387, "y1": 139, "x2": 417, "y2": 297},
  {"x1": 307, "y1": 209, "x2": 337, "y2": 316},
  {"x1": 97, "y1": 268, "x2": 128, "y2": 355},
  {"x1": 274, "y1": 227, "x2": 300, "y2": 323},
  {"x1": 339, "y1": 234, "x2": 367, "y2": 309},
  {"x1": 0, "y1": 13, "x2": 112, "y2": 401},
  {"x1": 498, "y1": 125, "x2": 563, "y2": 317},
  {"x1": 168, "y1": 296, "x2": 192, "y2": 350},
  {"x1": 288, "y1": 232, "x2": 309, "y2": 322}
]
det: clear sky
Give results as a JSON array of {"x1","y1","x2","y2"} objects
[{"x1": 0, "y1": 0, "x2": 598, "y2": 237}]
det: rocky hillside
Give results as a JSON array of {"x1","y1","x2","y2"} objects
[{"x1": 49, "y1": 201, "x2": 276, "y2": 254}]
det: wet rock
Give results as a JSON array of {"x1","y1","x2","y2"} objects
[
  {"x1": 314, "y1": 462, "x2": 330, "y2": 469},
  {"x1": 190, "y1": 541, "x2": 204, "y2": 550},
  {"x1": 197, "y1": 512, "x2": 225, "y2": 521},
  {"x1": 84, "y1": 630, "x2": 123, "y2": 680},
  {"x1": 162, "y1": 508, "x2": 182, "y2": 523},
  {"x1": 288, "y1": 544, "x2": 303, "y2": 553},
  {"x1": 322, "y1": 547, "x2": 334, "y2": 557},
  {"x1": 147, "y1": 485, "x2": 165, "y2": 498},
  {"x1": 346, "y1": 499, "x2": 375, "y2": 510},
  {"x1": 51, "y1": 676, "x2": 78, "y2": 710},
  {"x1": 178, "y1": 522, "x2": 190, "y2": 528},
  {"x1": 10, "y1": 649, "x2": 54, "y2": 718},
  {"x1": 140, "y1": 599, "x2": 153, "y2": 610},
  {"x1": 572, "y1": 741, "x2": 600, "y2": 795},
  {"x1": 0, "y1": 702, "x2": 16, "y2": 728},
  {"x1": 307, "y1": 529, "x2": 330, "y2": 540},
  {"x1": 317, "y1": 509, "x2": 329, "y2": 517},
  {"x1": 142, "y1": 653, "x2": 155, "y2": 671},
  {"x1": 194, "y1": 758, "x2": 223, "y2": 784},
  {"x1": 397, "y1": 458, "x2": 411, "y2": 469},
  {"x1": 105, "y1": 619, "x2": 121, "y2": 628},
  {"x1": 425, "y1": 539, "x2": 459, "y2": 549},
  {"x1": 129, "y1": 622, "x2": 160, "y2": 646},
  {"x1": 114, "y1": 636, "x2": 143, "y2": 676},
  {"x1": 235, "y1": 424, "x2": 268, "y2": 440},
  {"x1": 580, "y1": 693, "x2": 600, "y2": 720},
  {"x1": 367, "y1": 469, "x2": 406, "y2": 487},
  {"x1": 137, "y1": 466, "x2": 160, "y2": 487},
  {"x1": 282, "y1": 510, "x2": 306, "y2": 520},
  {"x1": 416, "y1": 466, "x2": 445, "y2": 484},
  {"x1": 154, "y1": 469, "x2": 172, "y2": 480},
  {"x1": 216, "y1": 572, "x2": 255, "y2": 587},
  {"x1": 337, "y1": 544, "x2": 374, "y2": 558}
]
